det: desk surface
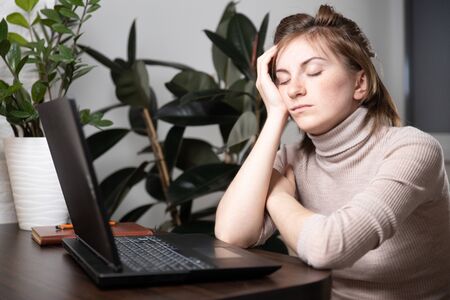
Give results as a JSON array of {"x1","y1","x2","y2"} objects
[{"x1": 0, "y1": 223, "x2": 331, "y2": 300}]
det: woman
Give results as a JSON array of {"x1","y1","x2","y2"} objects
[{"x1": 215, "y1": 5, "x2": 450, "y2": 299}]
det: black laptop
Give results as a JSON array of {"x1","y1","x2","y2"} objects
[{"x1": 38, "y1": 99, "x2": 281, "y2": 288}]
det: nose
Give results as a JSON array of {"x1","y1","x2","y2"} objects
[{"x1": 287, "y1": 78, "x2": 306, "y2": 99}]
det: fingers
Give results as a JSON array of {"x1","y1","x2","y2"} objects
[{"x1": 256, "y1": 45, "x2": 278, "y2": 88}]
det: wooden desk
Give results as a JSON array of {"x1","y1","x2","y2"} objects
[{"x1": 0, "y1": 223, "x2": 331, "y2": 299}]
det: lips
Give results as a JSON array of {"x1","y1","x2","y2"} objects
[{"x1": 290, "y1": 104, "x2": 313, "y2": 112}]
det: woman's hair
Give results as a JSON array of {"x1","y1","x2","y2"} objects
[{"x1": 273, "y1": 5, "x2": 401, "y2": 154}]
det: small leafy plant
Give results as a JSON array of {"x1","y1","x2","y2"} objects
[{"x1": 0, "y1": 0, "x2": 109, "y2": 137}]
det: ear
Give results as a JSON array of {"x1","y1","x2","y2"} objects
[{"x1": 353, "y1": 70, "x2": 368, "y2": 101}]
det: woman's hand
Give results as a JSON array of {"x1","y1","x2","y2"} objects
[{"x1": 256, "y1": 46, "x2": 289, "y2": 120}]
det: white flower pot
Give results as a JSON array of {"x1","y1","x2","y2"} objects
[
  {"x1": 0, "y1": 118, "x2": 16, "y2": 224},
  {"x1": 4, "y1": 137, "x2": 68, "y2": 230}
]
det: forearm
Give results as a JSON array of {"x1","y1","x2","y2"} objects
[
  {"x1": 266, "y1": 192, "x2": 315, "y2": 253},
  {"x1": 215, "y1": 114, "x2": 287, "y2": 247}
]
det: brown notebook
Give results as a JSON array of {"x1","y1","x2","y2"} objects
[{"x1": 31, "y1": 222, "x2": 154, "y2": 246}]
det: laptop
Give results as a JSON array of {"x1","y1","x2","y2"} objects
[{"x1": 38, "y1": 99, "x2": 281, "y2": 288}]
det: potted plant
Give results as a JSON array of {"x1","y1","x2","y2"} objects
[{"x1": 0, "y1": 0, "x2": 107, "y2": 230}]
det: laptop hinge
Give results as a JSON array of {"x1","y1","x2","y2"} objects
[{"x1": 77, "y1": 236, "x2": 122, "y2": 272}]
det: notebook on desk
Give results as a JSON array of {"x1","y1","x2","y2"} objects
[{"x1": 37, "y1": 99, "x2": 281, "y2": 288}]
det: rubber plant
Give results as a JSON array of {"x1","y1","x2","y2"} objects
[{"x1": 82, "y1": 2, "x2": 287, "y2": 253}]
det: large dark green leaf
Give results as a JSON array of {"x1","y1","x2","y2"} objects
[
  {"x1": 179, "y1": 88, "x2": 251, "y2": 106},
  {"x1": 156, "y1": 98, "x2": 239, "y2": 126},
  {"x1": 115, "y1": 60, "x2": 151, "y2": 107},
  {"x1": 226, "y1": 111, "x2": 257, "y2": 150},
  {"x1": 145, "y1": 165, "x2": 165, "y2": 201},
  {"x1": 204, "y1": 30, "x2": 252, "y2": 80},
  {"x1": 168, "y1": 163, "x2": 239, "y2": 207},
  {"x1": 127, "y1": 20, "x2": 136, "y2": 65},
  {"x1": 143, "y1": 59, "x2": 193, "y2": 71},
  {"x1": 212, "y1": 1, "x2": 238, "y2": 84},
  {"x1": 224, "y1": 79, "x2": 256, "y2": 112},
  {"x1": 120, "y1": 203, "x2": 154, "y2": 222},
  {"x1": 100, "y1": 162, "x2": 148, "y2": 217},
  {"x1": 0, "y1": 40, "x2": 10, "y2": 58},
  {"x1": 164, "y1": 126, "x2": 185, "y2": 174},
  {"x1": 165, "y1": 70, "x2": 218, "y2": 97},
  {"x1": 227, "y1": 13, "x2": 257, "y2": 66},
  {"x1": 176, "y1": 138, "x2": 220, "y2": 171},
  {"x1": 86, "y1": 128, "x2": 129, "y2": 160},
  {"x1": 78, "y1": 44, "x2": 123, "y2": 73},
  {"x1": 256, "y1": 13, "x2": 269, "y2": 57},
  {"x1": 0, "y1": 19, "x2": 8, "y2": 41}
]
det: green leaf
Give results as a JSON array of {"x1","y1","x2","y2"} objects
[
  {"x1": 115, "y1": 60, "x2": 151, "y2": 107},
  {"x1": 7, "y1": 32, "x2": 28, "y2": 46},
  {"x1": 225, "y1": 79, "x2": 256, "y2": 112},
  {"x1": 6, "y1": 13, "x2": 29, "y2": 28},
  {"x1": 156, "y1": 98, "x2": 239, "y2": 126},
  {"x1": 67, "y1": 0, "x2": 84, "y2": 6},
  {"x1": 72, "y1": 65, "x2": 94, "y2": 80},
  {"x1": 166, "y1": 70, "x2": 218, "y2": 97},
  {"x1": 51, "y1": 23, "x2": 72, "y2": 34},
  {"x1": 87, "y1": 4, "x2": 100, "y2": 13},
  {"x1": 31, "y1": 81, "x2": 46, "y2": 103},
  {"x1": 100, "y1": 162, "x2": 148, "y2": 217},
  {"x1": 168, "y1": 163, "x2": 239, "y2": 207},
  {"x1": 6, "y1": 43, "x2": 21, "y2": 71},
  {"x1": 163, "y1": 126, "x2": 185, "y2": 174},
  {"x1": 142, "y1": 59, "x2": 193, "y2": 71},
  {"x1": 10, "y1": 110, "x2": 31, "y2": 118},
  {"x1": 176, "y1": 138, "x2": 220, "y2": 171},
  {"x1": 0, "y1": 19, "x2": 8, "y2": 41},
  {"x1": 16, "y1": 0, "x2": 39, "y2": 12},
  {"x1": 212, "y1": 1, "x2": 237, "y2": 84},
  {"x1": 0, "y1": 40, "x2": 10, "y2": 58},
  {"x1": 120, "y1": 204, "x2": 154, "y2": 222},
  {"x1": 15, "y1": 55, "x2": 29, "y2": 75},
  {"x1": 79, "y1": 44, "x2": 123, "y2": 73},
  {"x1": 86, "y1": 128, "x2": 129, "y2": 160},
  {"x1": 58, "y1": 44, "x2": 74, "y2": 61},
  {"x1": 204, "y1": 30, "x2": 253, "y2": 80},
  {"x1": 40, "y1": 9, "x2": 62, "y2": 23},
  {"x1": 59, "y1": 8, "x2": 79, "y2": 19},
  {"x1": 127, "y1": 20, "x2": 136, "y2": 65},
  {"x1": 146, "y1": 166, "x2": 165, "y2": 201},
  {"x1": 256, "y1": 13, "x2": 269, "y2": 57},
  {"x1": 227, "y1": 13, "x2": 257, "y2": 67},
  {"x1": 225, "y1": 111, "x2": 257, "y2": 151}
]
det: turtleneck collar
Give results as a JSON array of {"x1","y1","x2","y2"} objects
[{"x1": 307, "y1": 107, "x2": 372, "y2": 157}]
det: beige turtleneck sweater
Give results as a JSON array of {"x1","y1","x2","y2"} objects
[{"x1": 256, "y1": 107, "x2": 450, "y2": 299}]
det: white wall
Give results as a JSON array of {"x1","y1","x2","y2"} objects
[{"x1": 69, "y1": 0, "x2": 406, "y2": 228}]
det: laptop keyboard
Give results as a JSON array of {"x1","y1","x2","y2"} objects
[{"x1": 115, "y1": 236, "x2": 213, "y2": 273}]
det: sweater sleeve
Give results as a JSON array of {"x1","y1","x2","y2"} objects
[
  {"x1": 297, "y1": 131, "x2": 446, "y2": 269},
  {"x1": 252, "y1": 145, "x2": 288, "y2": 246}
]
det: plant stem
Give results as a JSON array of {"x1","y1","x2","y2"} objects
[{"x1": 142, "y1": 108, "x2": 181, "y2": 226}]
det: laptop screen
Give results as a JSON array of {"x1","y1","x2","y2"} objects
[{"x1": 38, "y1": 99, "x2": 121, "y2": 269}]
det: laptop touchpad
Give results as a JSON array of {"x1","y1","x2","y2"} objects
[{"x1": 194, "y1": 247, "x2": 242, "y2": 258}]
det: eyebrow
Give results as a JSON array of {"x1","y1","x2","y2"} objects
[{"x1": 275, "y1": 56, "x2": 326, "y2": 74}]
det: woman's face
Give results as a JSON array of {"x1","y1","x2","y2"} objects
[{"x1": 275, "y1": 36, "x2": 365, "y2": 135}]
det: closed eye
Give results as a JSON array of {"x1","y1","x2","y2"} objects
[{"x1": 307, "y1": 71, "x2": 322, "y2": 77}]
